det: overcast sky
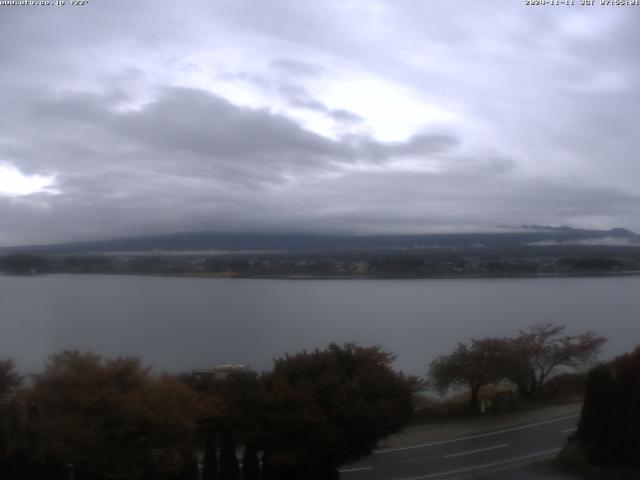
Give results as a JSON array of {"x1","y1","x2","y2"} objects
[{"x1": 0, "y1": 0, "x2": 639, "y2": 246}]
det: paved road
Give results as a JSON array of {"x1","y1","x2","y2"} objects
[{"x1": 339, "y1": 414, "x2": 582, "y2": 479}]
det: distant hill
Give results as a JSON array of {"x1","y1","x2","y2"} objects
[{"x1": 2, "y1": 226, "x2": 639, "y2": 255}]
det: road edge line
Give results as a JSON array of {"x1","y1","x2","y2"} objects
[
  {"x1": 401, "y1": 448, "x2": 561, "y2": 480},
  {"x1": 374, "y1": 414, "x2": 579, "y2": 454}
]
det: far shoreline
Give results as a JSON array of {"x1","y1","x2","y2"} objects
[{"x1": 4, "y1": 270, "x2": 640, "y2": 281}]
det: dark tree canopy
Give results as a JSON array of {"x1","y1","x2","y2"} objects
[
  {"x1": 577, "y1": 364, "x2": 613, "y2": 465},
  {"x1": 576, "y1": 346, "x2": 640, "y2": 467},
  {"x1": 212, "y1": 372, "x2": 265, "y2": 445},
  {"x1": 0, "y1": 359, "x2": 22, "y2": 398},
  {"x1": 0, "y1": 359, "x2": 25, "y2": 471},
  {"x1": 260, "y1": 343, "x2": 418, "y2": 474},
  {"x1": 2, "y1": 344, "x2": 417, "y2": 479}
]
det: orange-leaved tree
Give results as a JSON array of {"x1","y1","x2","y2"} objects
[{"x1": 28, "y1": 351, "x2": 205, "y2": 480}]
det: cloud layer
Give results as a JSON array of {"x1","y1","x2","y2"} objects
[{"x1": 0, "y1": 1, "x2": 639, "y2": 245}]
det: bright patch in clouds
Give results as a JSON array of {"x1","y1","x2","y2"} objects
[
  {"x1": 0, "y1": 164, "x2": 57, "y2": 196},
  {"x1": 323, "y1": 77, "x2": 458, "y2": 141}
]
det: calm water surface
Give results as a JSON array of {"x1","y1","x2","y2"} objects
[{"x1": 1, "y1": 274, "x2": 638, "y2": 375}]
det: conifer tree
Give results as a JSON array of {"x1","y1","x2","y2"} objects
[
  {"x1": 241, "y1": 444, "x2": 260, "y2": 480},
  {"x1": 202, "y1": 432, "x2": 218, "y2": 480},
  {"x1": 578, "y1": 364, "x2": 612, "y2": 465},
  {"x1": 219, "y1": 432, "x2": 240, "y2": 480}
]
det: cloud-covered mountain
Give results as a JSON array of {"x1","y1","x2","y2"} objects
[{"x1": 5, "y1": 226, "x2": 638, "y2": 255}]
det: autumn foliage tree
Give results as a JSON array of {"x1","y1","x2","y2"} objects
[
  {"x1": 509, "y1": 323, "x2": 606, "y2": 399},
  {"x1": 260, "y1": 343, "x2": 418, "y2": 479},
  {"x1": 430, "y1": 323, "x2": 606, "y2": 411},
  {"x1": 27, "y1": 351, "x2": 205, "y2": 480},
  {"x1": 430, "y1": 338, "x2": 516, "y2": 412}
]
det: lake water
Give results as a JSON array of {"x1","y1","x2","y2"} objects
[{"x1": 1, "y1": 274, "x2": 638, "y2": 376}]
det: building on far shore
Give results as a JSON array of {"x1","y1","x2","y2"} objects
[{"x1": 191, "y1": 363, "x2": 253, "y2": 381}]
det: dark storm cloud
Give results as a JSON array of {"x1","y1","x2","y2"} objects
[
  {"x1": 1, "y1": 85, "x2": 458, "y2": 182},
  {"x1": 1, "y1": 0, "x2": 639, "y2": 245},
  {"x1": 112, "y1": 88, "x2": 348, "y2": 163}
]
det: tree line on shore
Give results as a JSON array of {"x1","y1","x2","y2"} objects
[{"x1": 3, "y1": 251, "x2": 640, "y2": 278}]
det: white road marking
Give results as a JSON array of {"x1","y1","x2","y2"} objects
[
  {"x1": 449, "y1": 452, "x2": 553, "y2": 479},
  {"x1": 562, "y1": 427, "x2": 577, "y2": 433},
  {"x1": 401, "y1": 448, "x2": 561, "y2": 480},
  {"x1": 443, "y1": 443, "x2": 508, "y2": 459},
  {"x1": 338, "y1": 466, "x2": 373, "y2": 473},
  {"x1": 374, "y1": 414, "x2": 579, "y2": 454}
]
